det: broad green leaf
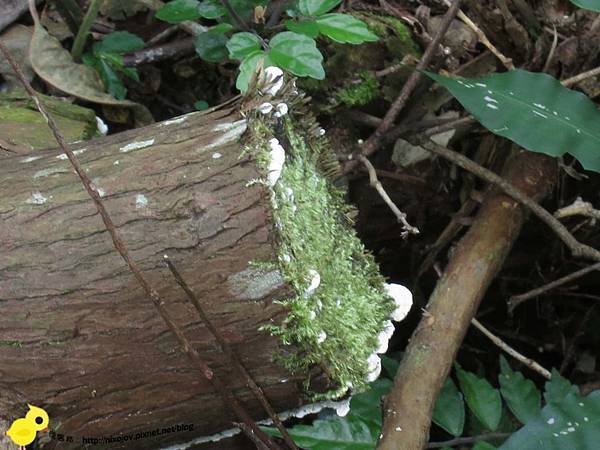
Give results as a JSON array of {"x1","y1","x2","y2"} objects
[
  {"x1": 198, "y1": 0, "x2": 226, "y2": 18},
  {"x1": 268, "y1": 32, "x2": 324, "y2": 79},
  {"x1": 194, "y1": 31, "x2": 229, "y2": 62},
  {"x1": 93, "y1": 31, "x2": 145, "y2": 54},
  {"x1": 433, "y1": 377, "x2": 465, "y2": 437},
  {"x1": 211, "y1": 23, "x2": 234, "y2": 33},
  {"x1": 425, "y1": 69, "x2": 600, "y2": 173},
  {"x1": 499, "y1": 389, "x2": 600, "y2": 450},
  {"x1": 236, "y1": 51, "x2": 272, "y2": 92},
  {"x1": 227, "y1": 32, "x2": 262, "y2": 61},
  {"x1": 262, "y1": 379, "x2": 392, "y2": 449},
  {"x1": 298, "y1": 0, "x2": 341, "y2": 16},
  {"x1": 156, "y1": 0, "x2": 201, "y2": 23},
  {"x1": 285, "y1": 19, "x2": 320, "y2": 38},
  {"x1": 570, "y1": 0, "x2": 600, "y2": 11},
  {"x1": 316, "y1": 14, "x2": 378, "y2": 44},
  {"x1": 456, "y1": 365, "x2": 502, "y2": 431},
  {"x1": 544, "y1": 369, "x2": 579, "y2": 405},
  {"x1": 498, "y1": 356, "x2": 541, "y2": 424},
  {"x1": 380, "y1": 355, "x2": 399, "y2": 379},
  {"x1": 474, "y1": 443, "x2": 498, "y2": 450}
]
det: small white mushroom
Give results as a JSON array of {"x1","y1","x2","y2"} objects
[
  {"x1": 257, "y1": 102, "x2": 273, "y2": 114},
  {"x1": 305, "y1": 269, "x2": 320, "y2": 296},
  {"x1": 267, "y1": 138, "x2": 285, "y2": 186},
  {"x1": 264, "y1": 66, "x2": 284, "y2": 96},
  {"x1": 317, "y1": 331, "x2": 327, "y2": 343},
  {"x1": 384, "y1": 283, "x2": 413, "y2": 322}
]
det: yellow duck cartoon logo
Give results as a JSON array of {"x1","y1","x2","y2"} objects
[{"x1": 5, "y1": 404, "x2": 49, "y2": 449}]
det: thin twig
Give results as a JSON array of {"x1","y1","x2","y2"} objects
[
  {"x1": 554, "y1": 196, "x2": 600, "y2": 221},
  {"x1": 442, "y1": 0, "x2": 514, "y2": 70},
  {"x1": 359, "y1": 0, "x2": 462, "y2": 159},
  {"x1": 165, "y1": 257, "x2": 299, "y2": 450},
  {"x1": 542, "y1": 26, "x2": 558, "y2": 73},
  {"x1": 562, "y1": 66, "x2": 600, "y2": 87},
  {"x1": 508, "y1": 261, "x2": 600, "y2": 311},
  {"x1": 0, "y1": 34, "x2": 280, "y2": 450},
  {"x1": 471, "y1": 318, "x2": 551, "y2": 379},
  {"x1": 419, "y1": 140, "x2": 600, "y2": 262},
  {"x1": 354, "y1": 155, "x2": 419, "y2": 236},
  {"x1": 426, "y1": 432, "x2": 511, "y2": 449},
  {"x1": 219, "y1": 0, "x2": 250, "y2": 31}
]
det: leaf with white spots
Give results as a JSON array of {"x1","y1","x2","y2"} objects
[
  {"x1": 425, "y1": 69, "x2": 600, "y2": 173},
  {"x1": 499, "y1": 388, "x2": 600, "y2": 449}
]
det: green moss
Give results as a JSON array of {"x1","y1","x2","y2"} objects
[
  {"x1": 246, "y1": 107, "x2": 395, "y2": 398},
  {"x1": 336, "y1": 71, "x2": 380, "y2": 107},
  {"x1": 357, "y1": 12, "x2": 420, "y2": 58},
  {"x1": 0, "y1": 340, "x2": 23, "y2": 348}
]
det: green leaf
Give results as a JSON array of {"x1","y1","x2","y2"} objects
[
  {"x1": 93, "y1": 31, "x2": 145, "y2": 54},
  {"x1": 316, "y1": 13, "x2": 378, "y2": 44},
  {"x1": 380, "y1": 355, "x2": 399, "y2": 379},
  {"x1": 425, "y1": 69, "x2": 600, "y2": 173},
  {"x1": 433, "y1": 377, "x2": 465, "y2": 437},
  {"x1": 262, "y1": 379, "x2": 392, "y2": 449},
  {"x1": 474, "y1": 443, "x2": 498, "y2": 450},
  {"x1": 297, "y1": 0, "x2": 341, "y2": 16},
  {"x1": 198, "y1": 0, "x2": 226, "y2": 18},
  {"x1": 194, "y1": 100, "x2": 209, "y2": 110},
  {"x1": 498, "y1": 356, "x2": 541, "y2": 424},
  {"x1": 285, "y1": 19, "x2": 320, "y2": 38},
  {"x1": 194, "y1": 31, "x2": 229, "y2": 62},
  {"x1": 499, "y1": 389, "x2": 600, "y2": 450},
  {"x1": 544, "y1": 369, "x2": 579, "y2": 405},
  {"x1": 227, "y1": 32, "x2": 262, "y2": 61},
  {"x1": 156, "y1": 0, "x2": 201, "y2": 23},
  {"x1": 569, "y1": 0, "x2": 600, "y2": 12},
  {"x1": 456, "y1": 364, "x2": 502, "y2": 431},
  {"x1": 211, "y1": 23, "x2": 234, "y2": 33},
  {"x1": 236, "y1": 51, "x2": 271, "y2": 92},
  {"x1": 268, "y1": 31, "x2": 324, "y2": 79}
]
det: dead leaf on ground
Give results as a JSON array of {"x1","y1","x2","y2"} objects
[
  {"x1": 0, "y1": 24, "x2": 33, "y2": 90},
  {"x1": 28, "y1": 3, "x2": 153, "y2": 126}
]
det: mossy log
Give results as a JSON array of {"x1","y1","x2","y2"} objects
[{"x1": 0, "y1": 93, "x2": 397, "y2": 449}]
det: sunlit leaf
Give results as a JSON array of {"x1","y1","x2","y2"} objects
[
  {"x1": 316, "y1": 14, "x2": 378, "y2": 44},
  {"x1": 297, "y1": 0, "x2": 342, "y2": 16},
  {"x1": 227, "y1": 32, "x2": 262, "y2": 61},
  {"x1": 268, "y1": 32, "x2": 324, "y2": 79},
  {"x1": 285, "y1": 19, "x2": 320, "y2": 38}
]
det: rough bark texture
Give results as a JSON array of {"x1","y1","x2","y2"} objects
[
  {"x1": 0, "y1": 105, "x2": 308, "y2": 449},
  {"x1": 377, "y1": 149, "x2": 557, "y2": 450}
]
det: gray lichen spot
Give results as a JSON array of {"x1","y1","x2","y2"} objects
[
  {"x1": 33, "y1": 167, "x2": 69, "y2": 179},
  {"x1": 120, "y1": 139, "x2": 155, "y2": 153},
  {"x1": 227, "y1": 267, "x2": 285, "y2": 300},
  {"x1": 205, "y1": 120, "x2": 248, "y2": 151}
]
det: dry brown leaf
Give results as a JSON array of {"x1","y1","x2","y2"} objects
[
  {"x1": 0, "y1": 24, "x2": 33, "y2": 90},
  {"x1": 27, "y1": 0, "x2": 153, "y2": 126}
]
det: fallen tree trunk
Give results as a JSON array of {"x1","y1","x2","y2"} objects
[
  {"x1": 377, "y1": 148, "x2": 557, "y2": 449},
  {"x1": 0, "y1": 104, "x2": 300, "y2": 449},
  {"x1": 1, "y1": 92, "x2": 400, "y2": 449}
]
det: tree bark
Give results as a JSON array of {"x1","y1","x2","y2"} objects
[{"x1": 0, "y1": 105, "x2": 309, "y2": 449}]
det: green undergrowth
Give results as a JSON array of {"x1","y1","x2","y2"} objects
[{"x1": 245, "y1": 106, "x2": 395, "y2": 399}]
